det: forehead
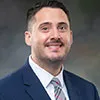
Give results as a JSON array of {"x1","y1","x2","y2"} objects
[{"x1": 34, "y1": 7, "x2": 70, "y2": 25}]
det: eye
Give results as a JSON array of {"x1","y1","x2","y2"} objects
[
  {"x1": 57, "y1": 24, "x2": 68, "y2": 32},
  {"x1": 57, "y1": 22, "x2": 68, "y2": 32},
  {"x1": 42, "y1": 27, "x2": 48, "y2": 30},
  {"x1": 40, "y1": 26, "x2": 50, "y2": 33},
  {"x1": 39, "y1": 22, "x2": 51, "y2": 33},
  {"x1": 39, "y1": 24, "x2": 51, "y2": 33},
  {"x1": 60, "y1": 26, "x2": 65, "y2": 30}
]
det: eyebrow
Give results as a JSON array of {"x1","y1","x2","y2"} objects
[
  {"x1": 39, "y1": 22, "x2": 52, "y2": 27},
  {"x1": 57, "y1": 22, "x2": 68, "y2": 26},
  {"x1": 39, "y1": 22, "x2": 68, "y2": 27}
]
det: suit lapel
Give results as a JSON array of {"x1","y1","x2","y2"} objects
[
  {"x1": 63, "y1": 70, "x2": 81, "y2": 100},
  {"x1": 22, "y1": 60, "x2": 51, "y2": 100},
  {"x1": 21, "y1": 60, "x2": 82, "y2": 100}
]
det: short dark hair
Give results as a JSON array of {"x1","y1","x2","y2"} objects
[{"x1": 26, "y1": 0, "x2": 71, "y2": 31}]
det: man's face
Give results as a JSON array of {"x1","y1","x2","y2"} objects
[{"x1": 25, "y1": 7, "x2": 73, "y2": 63}]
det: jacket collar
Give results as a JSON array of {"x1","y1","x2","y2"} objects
[
  {"x1": 22, "y1": 60, "x2": 51, "y2": 100},
  {"x1": 63, "y1": 70, "x2": 81, "y2": 100}
]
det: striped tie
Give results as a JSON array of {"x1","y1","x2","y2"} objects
[{"x1": 51, "y1": 78, "x2": 66, "y2": 100}]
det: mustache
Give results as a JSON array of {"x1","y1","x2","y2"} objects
[{"x1": 44, "y1": 39, "x2": 64, "y2": 47}]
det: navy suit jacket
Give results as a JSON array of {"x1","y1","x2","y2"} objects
[{"x1": 0, "y1": 60, "x2": 99, "y2": 100}]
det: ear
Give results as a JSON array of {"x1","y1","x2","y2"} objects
[
  {"x1": 70, "y1": 30, "x2": 73, "y2": 45},
  {"x1": 24, "y1": 31, "x2": 32, "y2": 46}
]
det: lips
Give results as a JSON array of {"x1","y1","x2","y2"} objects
[
  {"x1": 44, "y1": 42, "x2": 64, "y2": 52},
  {"x1": 46, "y1": 42, "x2": 63, "y2": 47}
]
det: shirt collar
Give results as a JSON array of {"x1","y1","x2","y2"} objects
[{"x1": 29, "y1": 55, "x2": 64, "y2": 88}]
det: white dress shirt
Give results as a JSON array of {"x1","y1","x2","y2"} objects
[{"x1": 29, "y1": 55, "x2": 69, "y2": 100}]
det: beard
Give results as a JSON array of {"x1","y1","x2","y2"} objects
[
  {"x1": 32, "y1": 45, "x2": 70, "y2": 67},
  {"x1": 31, "y1": 38, "x2": 72, "y2": 67}
]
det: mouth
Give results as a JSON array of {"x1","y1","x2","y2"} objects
[
  {"x1": 45, "y1": 42, "x2": 64, "y2": 52},
  {"x1": 46, "y1": 42, "x2": 63, "y2": 47}
]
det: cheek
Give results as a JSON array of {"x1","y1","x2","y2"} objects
[
  {"x1": 65, "y1": 32, "x2": 72, "y2": 41},
  {"x1": 61, "y1": 34, "x2": 72, "y2": 47},
  {"x1": 37, "y1": 34, "x2": 50, "y2": 45},
  {"x1": 32, "y1": 37, "x2": 45, "y2": 48},
  {"x1": 61, "y1": 34, "x2": 69, "y2": 42}
]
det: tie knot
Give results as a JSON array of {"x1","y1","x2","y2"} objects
[{"x1": 51, "y1": 78, "x2": 61, "y2": 87}]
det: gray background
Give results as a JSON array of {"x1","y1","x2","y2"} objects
[{"x1": 0, "y1": 0, "x2": 100, "y2": 95}]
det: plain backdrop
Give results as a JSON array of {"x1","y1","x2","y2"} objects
[{"x1": 0, "y1": 0, "x2": 100, "y2": 95}]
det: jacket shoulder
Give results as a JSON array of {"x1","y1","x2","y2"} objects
[
  {"x1": 0, "y1": 64, "x2": 28, "y2": 92},
  {"x1": 63, "y1": 70, "x2": 100, "y2": 99},
  {"x1": 64, "y1": 70, "x2": 93, "y2": 85},
  {"x1": 0, "y1": 60, "x2": 29, "y2": 88}
]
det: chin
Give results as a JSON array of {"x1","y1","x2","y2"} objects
[{"x1": 48, "y1": 55, "x2": 65, "y2": 62}]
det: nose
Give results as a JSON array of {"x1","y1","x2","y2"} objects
[{"x1": 50, "y1": 27, "x2": 60, "y2": 40}]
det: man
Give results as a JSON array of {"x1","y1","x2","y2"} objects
[{"x1": 0, "y1": 0, "x2": 99, "y2": 100}]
